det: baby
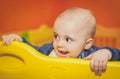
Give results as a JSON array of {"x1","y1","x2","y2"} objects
[{"x1": 2, "y1": 7, "x2": 120, "y2": 76}]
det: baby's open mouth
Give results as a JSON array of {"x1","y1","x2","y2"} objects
[{"x1": 57, "y1": 50, "x2": 69, "y2": 57}]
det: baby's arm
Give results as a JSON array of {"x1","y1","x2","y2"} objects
[
  {"x1": 1, "y1": 33, "x2": 52, "y2": 55},
  {"x1": 2, "y1": 34, "x2": 23, "y2": 45},
  {"x1": 84, "y1": 48, "x2": 120, "y2": 76}
]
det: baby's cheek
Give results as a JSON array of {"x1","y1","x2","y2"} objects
[{"x1": 53, "y1": 41, "x2": 56, "y2": 48}]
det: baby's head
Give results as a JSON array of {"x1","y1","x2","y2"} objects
[{"x1": 53, "y1": 7, "x2": 96, "y2": 58}]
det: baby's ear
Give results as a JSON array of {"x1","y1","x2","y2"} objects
[{"x1": 84, "y1": 38, "x2": 93, "y2": 50}]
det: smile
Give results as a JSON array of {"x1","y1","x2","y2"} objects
[{"x1": 57, "y1": 49, "x2": 69, "y2": 57}]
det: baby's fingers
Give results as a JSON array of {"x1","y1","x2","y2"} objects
[
  {"x1": 90, "y1": 59, "x2": 94, "y2": 72},
  {"x1": 102, "y1": 60, "x2": 107, "y2": 72},
  {"x1": 96, "y1": 61, "x2": 104, "y2": 76},
  {"x1": 90, "y1": 60, "x2": 103, "y2": 76},
  {"x1": 15, "y1": 36, "x2": 23, "y2": 42},
  {"x1": 96, "y1": 70, "x2": 102, "y2": 76},
  {"x1": 2, "y1": 35, "x2": 8, "y2": 45},
  {"x1": 99, "y1": 60, "x2": 103, "y2": 71},
  {"x1": 2, "y1": 35, "x2": 6, "y2": 39},
  {"x1": 98, "y1": 59, "x2": 107, "y2": 73},
  {"x1": 3, "y1": 35, "x2": 13, "y2": 45},
  {"x1": 90, "y1": 60, "x2": 99, "y2": 72},
  {"x1": 2, "y1": 35, "x2": 15, "y2": 45}
]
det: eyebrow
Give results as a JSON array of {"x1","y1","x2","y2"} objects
[{"x1": 53, "y1": 32, "x2": 57, "y2": 35}]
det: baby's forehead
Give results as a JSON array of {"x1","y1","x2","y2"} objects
[
  {"x1": 54, "y1": 8, "x2": 96, "y2": 37},
  {"x1": 54, "y1": 22, "x2": 88, "y2": 35},
  {"x1": 57, "y1": 9, "x2": 95, "y2": 26}
]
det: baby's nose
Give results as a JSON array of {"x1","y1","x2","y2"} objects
[{"x1": 58, "y1": 41, "x2": 64, "y2": 47}]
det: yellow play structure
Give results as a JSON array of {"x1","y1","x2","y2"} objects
[
  {"x1": 0, "y1": 41, "x2": 120, "y2": 79},
  {"x1": 0, "y1": 25, "x2": 120, "y2": 79}
]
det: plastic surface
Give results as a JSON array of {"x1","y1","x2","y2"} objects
[{"x1": 0, "y1": 41, "x2": 120, "y2": 79}]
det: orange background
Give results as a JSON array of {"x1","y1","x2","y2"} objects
[
  {"x1": 0, "y1": 0, "x2": 120, "y2": 33},
  {"x1": 0, "y1": 0, "x2": 120, "y2": 48}
]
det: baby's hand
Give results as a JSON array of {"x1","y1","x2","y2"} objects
[
  {"x1": 84, "y1": 49, "x2": 112, "y2": 76},
  {"x1": 2, "y1": 34, "x2": 23, "y2": 46}
]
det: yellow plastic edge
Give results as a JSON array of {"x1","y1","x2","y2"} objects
[{"x1": 0, "y1": 41, "x2": 120, "y2": 79}]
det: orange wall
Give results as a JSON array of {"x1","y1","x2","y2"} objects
[{"x1": 0, "y1": 0, "x2": 120, "y2": 33}]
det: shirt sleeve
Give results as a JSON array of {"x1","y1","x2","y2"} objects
[
  {"x1": 82, "y1": 45, "x2": 120, "y2": 61},
  {"x1": 22, "y1": 37, "x2": 53, "y2": 55},
  {"x1": 22, "y1": 37, "x2": 38, "y2": 48},
  {"x1": 101, "y1": 46, "x2": 120, "y2": 61}
]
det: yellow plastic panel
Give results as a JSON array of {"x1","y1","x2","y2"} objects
[{"x1": 0, "y1": 41, "x2": 120, "y2": 79}]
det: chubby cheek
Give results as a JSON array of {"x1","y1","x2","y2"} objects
[
  {"x1": 53, "y1": 41, "x2": 57, "y2": 48},
  {"x1": 53, "y1": 41, "x2": 58, "y2": 53},
  {"x1": 69, "y1": 44, "x2": 84, "y2": 58},
  {"x1": 69, "y1": 48, "x2": 80, "y2": 58}
]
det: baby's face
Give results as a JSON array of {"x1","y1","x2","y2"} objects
[{"x1": 53, "y1": 20, "x2": 88, "y2": 58}]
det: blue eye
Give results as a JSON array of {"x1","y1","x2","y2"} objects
[{"x1": 66, "y1": 38, "x2": 72, "y2": 42}]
